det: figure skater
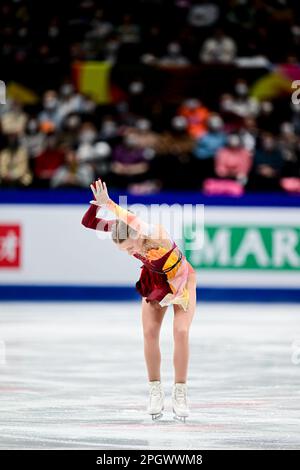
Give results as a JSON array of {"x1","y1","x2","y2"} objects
[{"x1": 81, "y1": 178, "x2": 197, "y2": 422}]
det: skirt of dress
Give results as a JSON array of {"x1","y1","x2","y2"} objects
[{"x1": 135, "y1": 265, "x2": 173, "y2": 303}]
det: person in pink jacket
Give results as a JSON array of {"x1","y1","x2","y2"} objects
[{"x1": 215, "y1": 133, "x2": 253, "y2": 183}]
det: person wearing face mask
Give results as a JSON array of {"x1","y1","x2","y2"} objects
[
  {"x1": 215, "y1": 133, "x2": 252, "y2": 184},
  {"x1": 111, "y1": 133, "x2": 150, "y2": 189},
  {"x1": 153, "y1": 116, "x2": 194, "y2": 189},
  {"x1": 0, "y1": 133, "x2": 32, "y2": 187},
  {"x1": 58, "y1": 82, "x2": 85, "y2": 123},
  {"x1": 21, "y1": 118, "x2": 45, "y2": 159},
  {"x1": 192, "y1": 114, "x2": 226, "y2": 183},
  {"x1": 60, "y1": 114, "x2": 82, "y2": 147},
  {"x1": 77, "y1": 122, "x2": 98, "y2": 145},
  {"x1": 34, "y1": 133, "x2": 66, "y2": 187},
  {"x1": 75, "y1": 122, "x2": 111, "y2": 178},
  {"x1": 250, "y1": 132, "x2": 284, "y2": 191},
  {"x1": 117, "y1": 14, "x2": 141, "y2": 63},
  {"x1": 0, "y1": 99, "x2": 27, "y2": 136},
  {"x1": 178, "y1": 98, "x2": 210, "y2": 138},
  {"x1": 229, "y1": 79, "x2": 260, "y2": 119},
  {"x1": 38, "y1": 90, "x2": 62, "y2": 131},
  {"x1": 99, "y1": 117, "x2": 120, "y2": 145},
  {"x1": 219, "y1": 93, "x2": 241, "y2": 132},
  {"x1": 125, "y1": 118, "x2": 158, "y2": 151},
  {"x1": 159, "y1": 42, "x2": 190, "y2": 67},
  {"x1": 127, "y1": 79, "x2": 150, "y2": 116},
  {"x1": 193, "y1": 114, "x2": 226, "y2": 158},
  {"x1": 256, "y1": 100, "x2": 277, "y2": 133},
  {"x1": 200, "y1": 27, "x2": 237, "y2": 64},
  {"x1": 50, "y1": 148, "x2": 94, "y2": 189}
]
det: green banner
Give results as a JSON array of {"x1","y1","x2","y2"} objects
[{"x1": 184, "y1": 225, "x2": 300, "y2": 271}]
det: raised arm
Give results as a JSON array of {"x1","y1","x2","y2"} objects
[
  {"x1": 81, "y1": 180, "x2": 116, "y2": 232},
  {"x1": 90, "y1": 178, "x2": 154, "y2": 237}
]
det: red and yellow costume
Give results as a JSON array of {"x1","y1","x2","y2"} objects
[{"x1": 81, "y1": 194, "x2": 195, "y2": 311}]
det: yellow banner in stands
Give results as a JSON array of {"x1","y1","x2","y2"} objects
[
  {"x1": 7, "y1": 81, "x2": 39, "y2": 104},
  {"x1": 73, "y1": 61, "x2": 112, "y2": 104}
]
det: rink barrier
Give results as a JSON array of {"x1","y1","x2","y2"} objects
[
  {"x1": 0, "y1": 189, "x2": 300, "y2": 207},
  {"x1": 0, "y1": 285, "x2": 300, "y2": 302},
  {"x1": 1, "y1": 189, "x2": 299, "y2": 302}
]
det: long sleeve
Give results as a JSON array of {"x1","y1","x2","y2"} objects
[
  {"x1": 81, "y1": 203, "x2": 116, "y2": 231},
  {"x1": 105, "y1": 198, "x2": 154, "y2": 237}
]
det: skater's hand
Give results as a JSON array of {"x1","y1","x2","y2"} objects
[{"x1": 90, "y1": 178, "x2": 110, "y2": 206}]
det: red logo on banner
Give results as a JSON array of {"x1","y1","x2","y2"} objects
[{"x1": 0, "y1": 225, "x2": 21, "y2": 268}]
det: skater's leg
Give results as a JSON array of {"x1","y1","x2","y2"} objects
[
  {"x1": 141, "y1": 298, "x2": 168, "y2": 381},
  {"x1": 173, "y1": 273, "x2": 197, "y2": 384}
]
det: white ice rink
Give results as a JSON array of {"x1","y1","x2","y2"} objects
[{"x1": 0, "y1": 301, "x2": 299, "y2": 450}]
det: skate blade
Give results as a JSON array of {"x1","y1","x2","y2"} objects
[
  {"x1": 173, "y1": 408, "x2": 188, "y2": 423},
  {"x1": 151, "y1": 412, "x2": 163, "y2": 421},
  {"x1": 150, "y1": 405, "x2": 164, "y2": 421}
]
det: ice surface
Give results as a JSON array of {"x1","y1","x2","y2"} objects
[{"x1": 0, "y1": 301, "x2": 299, "y2": 450}]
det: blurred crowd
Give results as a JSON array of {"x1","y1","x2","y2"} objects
[
  {"x1": 1, "y1": 76, "x2": 300, "y2": 195},
  {"x1": 1, "y1": 0, "x2": 300, "y2": 67},
  {"x1": 1, "y1": 0, "x2": 300, "y2": 194}
]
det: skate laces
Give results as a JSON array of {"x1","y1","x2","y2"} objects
[
  {"x1": 174, "y1": 385, "x2": 187, "y2": 405},
  {"x1": 150, "y1": 384, "x2": 162, "y2": 398}
]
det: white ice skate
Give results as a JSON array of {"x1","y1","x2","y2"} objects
[
  {"x1": 172, "y1": 382, "x2": 189, "y2": 423},
  {"x1": 147, "y1": 380, "x2": 164, "y2": 421}
]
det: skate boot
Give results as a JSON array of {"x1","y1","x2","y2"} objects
[
  {"x1": 147, "y1": 380, "x2": 164, "y2": 421},
  {"x1": 172, "y1": 382, "x2": 189, "y2": 423}
]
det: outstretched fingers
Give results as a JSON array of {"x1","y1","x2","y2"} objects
[
  {"x1": 90, "y1": 183, "x2": 96, "y2": 198},
  {"x1": 96, "y1": 179, "x2": 103, "y2": 193}
]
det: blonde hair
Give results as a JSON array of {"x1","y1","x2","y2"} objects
[{"x1": 111, "y1": 215, "x2": 161, "y2": 254}]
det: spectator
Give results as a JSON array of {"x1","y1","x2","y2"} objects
[
  {"x1": 187, "y1": 2, "x2": 220, "y2": 28},
  {"x1": 178, "y1": 98, "x2": 210, "y2": 138},
  {"x1": 0, "y1": 133, "x2": 32, "y2": 187},
  {"x1": 200, "y1": 27, "x2": 237, "y2": 64},
  {"x1": 278, "y1": 123, "x2": 300, "y2": 186},
  {"x1": 99, "y1": 116, "x2": 120, "y2": 144},
  {"x1": 111, "y1": 134, "x2": 150, "y2": 189},
  {"x1": 125, "y1": 118, "x2": 158, "y2": 151},
  {"x1": 50, "y1": 149, "x2": 94, "y2": 188},
  {"x1": 75, "y1": 122, "x2": 111, "y2": 177},
  {"x1": 215, "y1": 133, "x2": 252, "y2": 184},
  {"x1": 159, "y1": 42, "x2": 190, "y2": 67},
  {"x1": 117, "y1": 14, "x2": 141, "y2": 45},
  {"x1": 194, "y1": 113, "x2": 226, "y2": 158},
  {"x1": 229, "y1": 79, "x2": 260, "y2": 119},
  {"x1": 59, "y1": 113, "x2": 82, "y2": 148},
  {"x1": 154, "y1": 116, "x2": 194, "y2": 188},
  {"x1": 256, "y1": 101, "x2": 277, "y2": 133},
  {"x1": 1, "y1": 100, "x2": 27, "y2": 136},
  {"x1": 58, "y1": 82, "x2": 86, "y2": 124},
  {"x1": 239, "y1": 117, "x2": 258, "y2": 153},
  {"x1": 85, "y1": 8, "x2": 114, "y2": 40},
  {"x1": 34, "y1": 134, "x2": 66, "y2": 187},
  {"x1": 102, "y1": 33, "x2": 121, "y2": 64},
  {"x1": 193, "y1": 113, "x2": 226, "y2": 179},
  {"x1": 117, "y1": 14, "x2": 141, "y2": 63},
  {"x1": 250, "y1": 132, "x2": 284, "y2": 191},
  {"x1": 21, "y1": 118, "x2": 46, "y2": 159},
  {"x1": 291, "y1": 102, "x2": 300, "y2": 136},
  {"x1": 38, "y1": 90, "x2": 62, "y2": 132},
  {"x1": 219, "y1": 93, "x2": 241, "y2": 132}
]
